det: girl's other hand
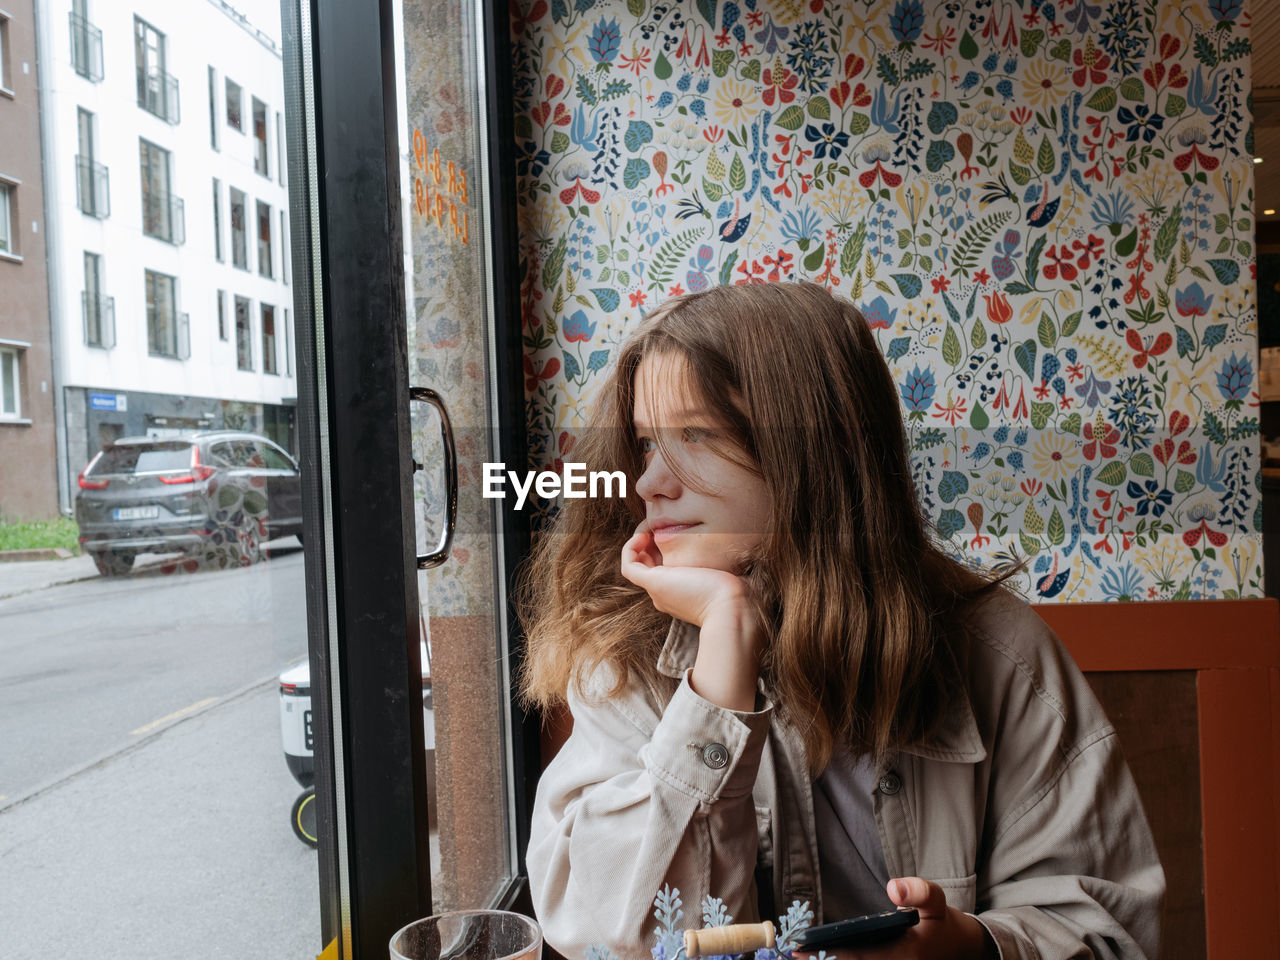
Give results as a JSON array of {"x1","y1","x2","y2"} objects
[
  {"x1": 795, "y1": 878, "x2": 997, "y2": 960},
  {"x1": 621, "y1": 523, "x2": 763, "y2": 712}
]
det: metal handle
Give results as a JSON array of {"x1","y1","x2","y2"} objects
[{"x1": 410, "y1": 386, "x2": 457, "y2": 569}]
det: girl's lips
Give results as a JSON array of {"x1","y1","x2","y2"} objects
[{"x1": 651, "y1": 522, "x2": 700, "y2": 542}]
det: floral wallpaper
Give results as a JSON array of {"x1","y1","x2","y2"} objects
[{"x1": 511, "y1": 0, "x2": 1261, "y2": 602}]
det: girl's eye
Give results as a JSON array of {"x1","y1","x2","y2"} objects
[
  {"x1": 638, "y1": 436, "x2": 657, "y2": 456},
  {"x1": 682, "y1": 427, "x2": 710, "y2": 444}
]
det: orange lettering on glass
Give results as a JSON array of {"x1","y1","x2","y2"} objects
[{"x1": 410, "y1": 127, "x2": 470, "y2": 245}]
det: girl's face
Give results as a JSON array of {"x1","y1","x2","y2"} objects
[{"x1": 631, "y1": 353, "x2": 771, "y2": 573}]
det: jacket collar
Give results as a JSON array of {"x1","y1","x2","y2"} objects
[{"x1": 655, "y1": 619, "x2": 987, "y2": 764}]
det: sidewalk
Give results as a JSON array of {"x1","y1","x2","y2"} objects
[
  {"x1": 0, "y1": 538, "x2": 304, "y2": 601},
  {"x1": 0, "y1": 553, "x2": 100, "y2": 600}
]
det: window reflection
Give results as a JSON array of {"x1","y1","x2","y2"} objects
[{"x1": 0, "y1": 0, "x2": 316, "y2": 953}]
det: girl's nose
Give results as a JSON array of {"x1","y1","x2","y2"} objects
[{"x1": 635, "y1": 450, "x2": 681, "y2": 502}]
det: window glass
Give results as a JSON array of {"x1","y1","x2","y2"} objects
[
  {"x1": 70, "y1": 0, "x2": 102, "y2": 82},
  {"x1": 279, "y1": 210, "x2": 288, "y2": 284},
  {"x1": 253, "y1": 97, "x2": 269, "y2": 175},
  {"x1": 230, "y1": 187, "x2": 247, "y2": 268},
  {"x1": 208, "y1": 441, "x2": 235, "y2": 467},
  {"x1": 140, "y1": 139, "x2": 174, "y2": 242},
  {"x1": 0, "y1": 346, "x2": 18, "y2": 416},
  {"x1": 133, "y1": 17, "x2": 173, "y2": 121},
  {"x1": 238, "y1": 439, "x2": 266, "y2": 468},
  {"x1": 262, "y1": 304, "x2": 277, "y2": 374},
  {"x1": 235, "y1": 294, "x2": 253, "y2": 370},
  {"x1": 145, "y1": 268, "x2": 177, "y2": 357},
  {"x1": 1, "y1": 2, "x2": 315, "y2": 954},
  {"x1": 83, "y1": 251, "x2": 103, "y2": 346},
  {"x1": 260, "y1": 442, "x2": 294, "y2": 470},
  {"x1": 0, "y1": 15, "x2": 10, "y2": 91},
  {"x1": 76, "y1": 111, "x2": 106, "y2": 219},
  {"x1": 257, "y1": 201, "x2": 272, "y2": 278},
  {"x1": 213, "y1": 179, "x2": 223, "y2": 261},
  {"x1": 208, "y1": 66, "x2": 219, "y2": 150},
  {"x1": 0, "y1": 182, "x2": 13, "y2": 253},
  {"x1": 90, "y1": 442, "x2": 191, "y2": 474},
  {"x1": 225, "y1": 78, "x2": 242, "y2": 130},
  {"x1": 400, "y1": 0, "x2": 517, "y2": 911},
  {"x1": 276, "y1": 111, "x2": 285, "y2": 184}
]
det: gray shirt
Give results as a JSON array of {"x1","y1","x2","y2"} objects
[{"x1": 813, "y1": 747, "x2": 895, "y2": 920}]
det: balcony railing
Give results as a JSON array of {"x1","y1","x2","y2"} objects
[
  {"x1": 82, "y1": 293, "x2": 116, "y2": 349},
  {"x1": 70, "y1": 13, "x2": 104, "y2": 83},
  {"x1": 136, "y1": 68, "x2": 180, "y2": 125},
  {"x1": 75, "y1": 155, "x2": 110, "y2": 219},
  {"x1": 142, "y1": 192, "x2": 185, "y2": 245}
]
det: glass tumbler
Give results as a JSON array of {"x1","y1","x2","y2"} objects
[{"x1": 389, "y1": 910, "x2": 542, "y2": 960}]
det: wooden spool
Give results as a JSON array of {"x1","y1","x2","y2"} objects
[{"x1": 683, "y1": 920, "x2": 776, "y2": 957}]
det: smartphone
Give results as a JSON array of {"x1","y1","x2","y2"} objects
[{"x1": 792, "y1": 908, "x2": 920, "y2": 951}]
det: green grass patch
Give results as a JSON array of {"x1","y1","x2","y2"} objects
[{"x1": 0, "y1": 516, "x2": 81, "y2": 554}]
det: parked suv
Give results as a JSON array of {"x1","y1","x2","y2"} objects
[{"x1": 75, "y1": 431, "x2": 303, "y2": 576}]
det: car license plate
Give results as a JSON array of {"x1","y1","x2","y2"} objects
[{"x1": 114, "y1": 506, "x2": 160, "y2": 520}]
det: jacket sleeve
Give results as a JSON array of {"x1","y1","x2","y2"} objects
[
  {"x1": 528, "y1": 668, "x2": 772, "y2": 960},
  {"x1": 971, "y1": 629, "x2": 1166, "y2": 959}
]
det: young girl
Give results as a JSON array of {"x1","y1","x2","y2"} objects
[{"x1": 520, "y1": 282, "x2": 1164, "y2": 960}]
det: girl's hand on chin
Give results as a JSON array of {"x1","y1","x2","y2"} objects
[{"x1": 620, "y1": 523, "x2": 755, "y2": 628}]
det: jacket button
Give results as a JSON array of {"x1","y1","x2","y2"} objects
[
  {"x1": 878, "y1": 771, "x2": 902, "y2": 795},
  {"x1": 702, "y1": 743, "x2": 730, "y2": 769}
]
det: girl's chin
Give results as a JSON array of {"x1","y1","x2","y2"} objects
[{"x1": 653, "y1": 546, "x2": 743, "y2": 574}]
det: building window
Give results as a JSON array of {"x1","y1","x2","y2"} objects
[
  {"x1": 140, "y1": 139, "x2": 183, "y2": 244},
  {"x1": 217, "y1": 290, "x2": 228, "y2": 341},
  {"x1": 280, "y1": 210, "x2": 289, "y2": 284},
  {"x1": 276, "y1": 111, "x2": 285, "y2": 184},
  {"x1": 253, "y1": 98, "x2": 269, "y2": 175},
  {"x1": 225, "y1": 78, "x2": 242, "y2": 131},
  {"x1": 208, "y1": 66, "x2": 219, "y2": 150},
  {"x1": 212, "y1": 178, "x2": 223, "y2": 261},
  {"x1": 257, "y1": 201, "x2": 272, "y2": 278},
  {"x1": 145, "y1": 269, "x2": 181, "y2": 358},
  {"x1": 0, "y1": 13, "x2": 12, "y2": 94},
  {"x1": 235, "y1": 295, "x2": 253, "y2": 370},
  {"x1": 134, "y1": 17, "x2": 178, "y2": 123},
  {"x1": 262, "y1": 304, "x2": 278, "y2": 375},
  {"x1": 284, "y1": 308, "x2": 293, "y2": 376},
  {"x1": 83, "y1": 251, "x2": 115, "y2": 348},
  {"x1": 0, "y1": 345, "x2": 20, "y2": 418},
  {"x1": 76, "y1": 108, "x2": 109, "y2": 218},
  {"x1": 230, "y1": 187, "x2": 247, "y2": 269},
  {"x1": 70, "y1": 1, "x2": 105, "y2": 83},
  {"x1": 0, "y1": 180, "x2": 14, "y2": 255}
]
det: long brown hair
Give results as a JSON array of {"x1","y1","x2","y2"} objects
[{"x1": 518, "y1": 281, "x2": 1011, "y2": 769}]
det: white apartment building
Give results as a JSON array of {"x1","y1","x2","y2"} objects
[{"x1": 36, "y1": 0, "x2": 295, "y2": 507}]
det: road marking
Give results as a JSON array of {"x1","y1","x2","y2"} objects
[{"x1": 131, "y1": 697, "x2": 218, "y2": 735}]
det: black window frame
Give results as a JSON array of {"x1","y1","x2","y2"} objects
[{"x1": 281, "y1": 0, "x2": 535, "y2": 954}]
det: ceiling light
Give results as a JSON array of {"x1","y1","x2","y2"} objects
[
  {"x1": 1266, "y1": 208, "x2": 1276, "y2": 215},
  {"x1": 1255, "y1": 157, "x2": 1264, "y2": 164}
]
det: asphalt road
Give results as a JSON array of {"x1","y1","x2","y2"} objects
[{"x1": 0, "y1": 550, "x2": 323, "y2": 958}]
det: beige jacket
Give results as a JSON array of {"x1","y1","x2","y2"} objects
[{"x1": 528, "y1": 589, "x2": 1165, "y2": 959}]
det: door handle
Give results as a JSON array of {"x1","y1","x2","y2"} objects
[{"x1": 410, "y1": 386, "x2": 457, "y2": 569}]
